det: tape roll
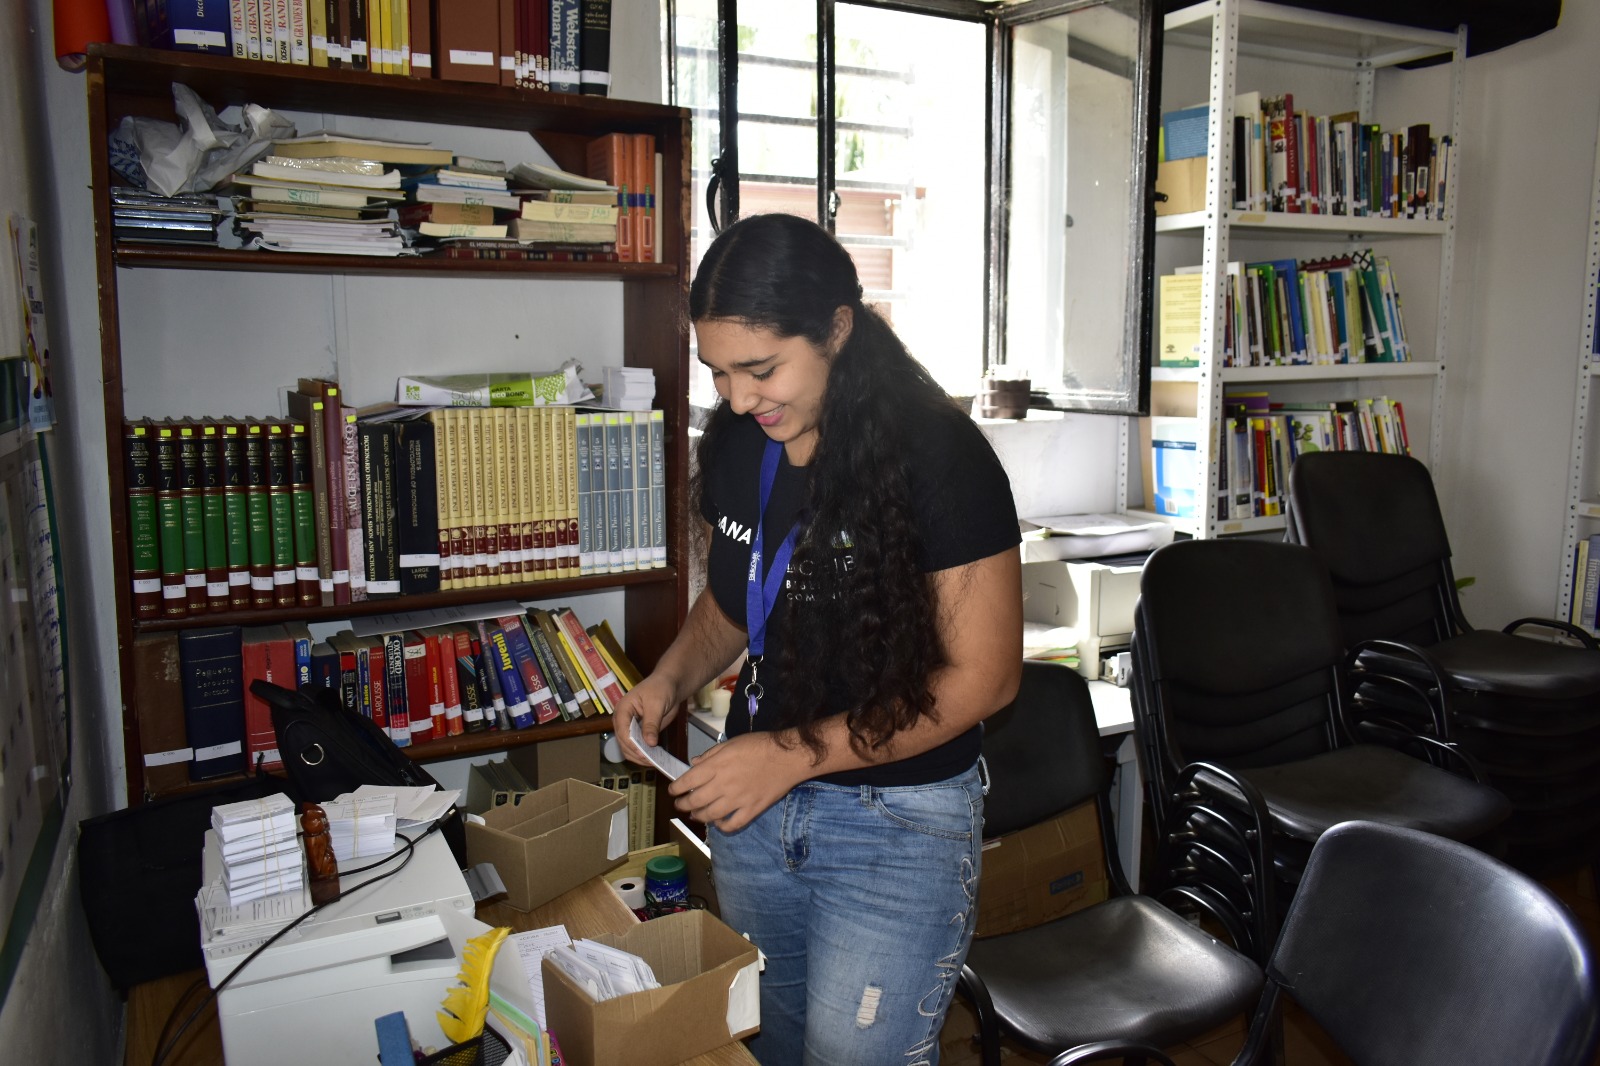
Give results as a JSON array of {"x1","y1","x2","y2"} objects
[
  {"x1": 601, "y1": 733, "x2": 624, "y2": 764},
  {"x1": 611, "y1": 877, "x2": 645, "y2": 910}
]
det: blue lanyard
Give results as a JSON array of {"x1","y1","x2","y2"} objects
[{"x1": 745, "y1": 439, "x2": 800, "y2": 720}]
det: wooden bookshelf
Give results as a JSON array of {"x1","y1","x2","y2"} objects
[{"x1": 85, "y1": 44, "x2": 692, "y2": 803}]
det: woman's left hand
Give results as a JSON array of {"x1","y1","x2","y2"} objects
[{"x1": 667, "y1": 733, "x2": 807, "y2": 832}]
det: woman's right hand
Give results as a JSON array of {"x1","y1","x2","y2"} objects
[{"x1": 614, "y1": 671, "x2": 684, "y2": 764}]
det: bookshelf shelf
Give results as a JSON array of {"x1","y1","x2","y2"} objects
[
  {"x1": 86, "y1": 45, "x2": 693, "y2": 803},
  {"x1": 1577, "y1": 500, "x2": 1600, "y2": 520},
  {"x1": 113, "y1": 245, "x2": 680, "y2": 279},
  {"x1": 1156, "y1": 210, "x2": 1449, "y2": 238},
  {"x1": 130, "y1": 567, "x2": 681, "y2": 634},
  {"x1": 1558, "y1": 128, "x2": 1600, "y2": 622},
  {"x1": 1133, "y1": 0, "x2": 1463, "y2": 541}
]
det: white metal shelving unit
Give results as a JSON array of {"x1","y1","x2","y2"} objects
[
  {"x1": 1123, "y1": 0, "x2": 1465, "y2": 539},
  {"x1": 1556, "y1": 129, "x2": 1600, "y2": 623}
]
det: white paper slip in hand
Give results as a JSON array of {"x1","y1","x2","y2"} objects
[{"x1": 629, "y1": 719, "x2": 692, "y2": 781}]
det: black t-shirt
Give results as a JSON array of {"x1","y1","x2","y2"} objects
[{"x1": 699, "y1": 403, "x2": 1020, "y2": 786}]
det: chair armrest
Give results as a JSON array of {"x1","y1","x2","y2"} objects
[
  {"x1": 1345, "y1": 664, "x2": 1452, "y2": 740},
  {"x1": 1171, "y1": 762, "x2": 1277, "y2": 955},
  {"x1": 1503, "y1": 616, "x2": 1600, "y2": 650},
  {"x1": 1349, "y1": 719, "x2": 1490, "y2": 784},
  {"x1": 1346, "y1": 639, "x2": 1456, "y2": 735},
  {"x1": 1048, "y1": 1041, "x2": 1180, "y2": 1066}
]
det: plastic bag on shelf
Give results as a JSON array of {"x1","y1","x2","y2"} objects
[{"x1": 108, "y1": 82, "x2": 295, "y2": 196}]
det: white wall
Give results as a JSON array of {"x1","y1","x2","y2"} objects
[{"x1": 1437, "y1": 9, "x2": 1600, "y2": 625}]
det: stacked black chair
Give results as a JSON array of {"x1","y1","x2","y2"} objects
[
  {"x1": 1052, "y1": 820, "x2": 1600, "y2": 1066},
  {"x1": 1287, "y1": 450, "x2": 1600, "y2": 875},
  {"x1": 1130, "y1": 538, "x2": 1511, "y2": 932},
  {"x1": 955, "y1": 661, "x2": 1265, "y2": 1066}
]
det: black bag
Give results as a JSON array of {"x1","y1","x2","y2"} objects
[
  {"x1": 249, "y1": 679, "x2": 467, "y2": 865},
  {"x1": 78, "y1": 775, "x2": 284, "y2": 989}
]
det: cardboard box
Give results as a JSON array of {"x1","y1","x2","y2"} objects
[
  {"x1": 507, "y1": 733, "x2": 601, "y2": 787},
  {"x1": 1155, "y1": 156, "x2": 1208, "y2": 216},
  {"x1": 543, "y1": 909, "x2": 761, "y2": 1066},
  {"x1": 465, "y1": 779, "x2": 628, "y2": 911},
  {"x1": 975, "y1": 800, "x2": 1108, "y2": 937}
]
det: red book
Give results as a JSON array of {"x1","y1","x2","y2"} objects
[
  {"x1": 404, "y1": 630, "x2": 434, "y2": 743},
  {"x1": 241, "y1": 625, "x2": 291, "y2": 772},
  {"x1": 555, "y1": 606, "x2": 626, "y2": 710},
  {"x1": 425, "y1": 631, "x2": 448, "y2": 737},
  {"x1": 439, "y1": 627, "x2": 465, "y2": 735},
  {"x1": 366, "y1": 637, "x2": 388, "y2": 731}
]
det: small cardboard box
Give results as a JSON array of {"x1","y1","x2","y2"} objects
[
  {"x1": 543, "y1": 909, "x2": 761, "y2": 1066},
  {"x1": 975, "y1": 799, "x2": 1108, "y2": 937},
  {"x1": 465, "y1": 778, "x2": 628, "y2": 911},
  {"x1": 1155, "y1": 156, "x2": 1208, "y2": 216},
  {"x1": 507, "y1": 732, "x2": 601, "y2": 787}
]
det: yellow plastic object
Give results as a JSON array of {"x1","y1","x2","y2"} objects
[{"x1": 437, "y1": 926, "x2": 512, "y2": 1045}]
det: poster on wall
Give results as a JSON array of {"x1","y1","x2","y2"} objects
[{"x1": 0, "y1": 217, "x2": 70, "y2": 1009}]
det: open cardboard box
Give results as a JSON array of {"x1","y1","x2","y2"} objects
[
  {"x1": 543, "y1": 909, "x2": 760, "y2": 1066},
  {"x1": 465, "y1": 778, "x2": 628, "y2": 911}
]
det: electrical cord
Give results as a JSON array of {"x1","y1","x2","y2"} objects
[{"x1": 150, "y1": 816, "x2": 449, "y2": 1066}]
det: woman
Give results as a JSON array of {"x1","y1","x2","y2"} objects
[{"x1": 617, "y1": 213, "x2": 1022, "y2": 1066}]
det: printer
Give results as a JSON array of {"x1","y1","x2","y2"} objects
[
  {"x1": 1021, "y1": 556, "x2": 1145, "y2": 680},
  {"x1": 203, "y1": 830, "x2": 475, "y2": 1066}
]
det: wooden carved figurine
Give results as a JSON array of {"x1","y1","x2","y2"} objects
[{"x1": 300, "y1": 802, "x2": 341, "y2": 906}]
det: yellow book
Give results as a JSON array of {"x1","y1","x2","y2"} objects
[
  {"x1": 428, "y1": 409, "x2": 450, "y2": 590},
  {"x1": 519, "y1": 408, "x2": 538, "y2": 582},
  {"x1": 506, "y1": 404, "x2": 526, "y2": 583},
  {"x1": 466, "y1": 409, "x2": 488, "y2": 587},
  {"x1": 488, "y1": 408, "x2": 509, "y2": 584},
  {"x1": 587, "y1": 618, "x2": 643, "y2": 691},
  {"x1": 540, "y1": 407, "x2": 559, "y2": 578},
  {"x1": 395, "y1": 0, "x2": 411, "y2": 75},
  {"x1": 533, "y1": 608, "x2": 598, "y2": 717},
  {"x1": 308, "y1": 0, "x2": 327, "y2": 66},
  {"x1": 554, "y1": 406, "x2": 574, "y2": 578}
]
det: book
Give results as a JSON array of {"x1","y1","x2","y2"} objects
[
  {"x1": 617, "y1": 410, "x2": 637, "y2": 569},
  {"x1": 631, "y1": 133, "x2": 655, "y2": 263},
  {"x1": 409, "y1": 0, "x2": 433, "y2": 75},
  {"x1": 283, "y1": 621, "x2": 314, "y2": 687},
  {"x1": 516, "y1": 200, "x2": 618, "y2": 224},
  {"x1": 585, "y1": 411, "x2": 608, "y2": 575},
  {"x1": 558, "y1": 407, "x2": 580, "y2": 575},
  {"x1": 648, "y1": 410, "x2": 666, "y2": 566},
  {"x1": 1150, "y1": 417, "x2": 1200, "y2": 518},
  {"x1": 508, "y1": 218, "x2": 615, "y2": 243},
  {"x1": 240, "y1": 625, "x2": 292, "y2": 771},
  {"x1": 436, "y1": 627, "x2": 465, "y2": 736},
  {"x1": 584, "y1": 133, "x2": 633, "y2": 261},
  {"x1": 341, "y1": 406, "x2": 366, "y2": 600},
  {"x1": 632, "y1": 411, "x2": 651, "y2": 569},
  {"x1": 436, "y1": 408, "x2": 461, "y2": 590},
  {"x1": 520, "y1": 614, "x2": 580, "y2": 721},
  {"x1": 424, "y1": 630, "x2": 449, "y2": 737},
  {"x1": 575, "y1": 412, "x2": 593, "y2": 575},
  {"x1": 586, "y1": 619, "x2": 642, "y2": 690},
  {"x1": 242, "y1": 422, "x2": 275, "y2": 608},
  {"x1": 151, "y1": 0, "x2": 233, "y2": 53},
  {"x1": 124, "y1": 422, "x2": 162, "y2": 618},
  {"x1": 131, "y1": 633, "x2": 191, "y2": 793},
  {"x1": 364, "y1": 635, "x2": 388, "y2": 731},
  {"x1": 555, "y1": 605, "x2": 624, "y2": 710},
  {"x1": 291, "y1": 379, "x2": 344, "y2": 603},
  {"x1": 195, "y1": 423, "x2": 230, "y2": 612},
  {"x1": 358, "y1": 419, "x2": 400, "y2": 595},
  {"x1": 409, "y1": 182, "x2": 523, "y2": 212},
  {"x1": 393, "y1": 415, "x2": 441, "y2": 595},
  {"x1": 264, "y1": 421, "x2": 298, "y2": 607},
  {"x1": 271, "y1": 132, "x2": 454, "y2": 167},
  {"x1": 180, "y1": 626, "x2": 247, "y2": 779},
  {"x1": 219, "y1": 422, "x2": 251, "y2": 607},
  {"x1": 434, "y1": 0, "x2": 501, "y2": 84},
  {"x1": 531, "y1": 608, "x2": 598, "y2": 717},
  {"x1": 383, "y1": 632, "x2": 410, "y2": 745},
  {"x1": 229, "y1": 175, "x2": 407, "y2": 208},
  {"x1": 602, "y1": 412, "x2": 623, "y2": 571},
  {"x1": 1576, "y1": 535, "x2": 1600, "y2": 632},
  {"x1": 1158, "y1": 272, "x2": 1202, "y2": 368},
  {"x1": 286, "y1": 419, "x2": 321, "y2": 606},
  {"x1": 549, "y1": 0, "x2": 581, "y2": 93},
  {"x1": 472, "y1": 623, "x2": 509, "y2": 729},
  {"x1": 495, "y1": 616, "x2": 560, "y2": 725},
  {"x1": 485, "y1": 623, "x2": 534, "y2": 729},
  {"x1": 175, "y1": 422, "x2": 209, "y2": 613},
  {"x1": 454, "y1": 628, "x2": 488, "y2": 732},
  {"x1": 251, "y1": 159, "x2": 402, "y2": 188},
  {"x1": 578, "y1": 0, "x2": 610, "y2": 95},
  {"x1": 401, "y1": 630, "x2": 433, "y2": 742},
  {"x1": 326, "y1": 629, "x2": 363, "y2": 715}
]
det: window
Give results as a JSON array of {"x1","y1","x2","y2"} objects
[{"x1": 669, "y1": 0, "x2": 1157, "y2": 416}]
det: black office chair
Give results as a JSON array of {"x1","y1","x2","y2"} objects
[
  {"x1": 1286, "y1": 450, "x2": 1600, "y2": 874},
  {"x1": 1051, "y1": 819, "x2": 1600, "y2": 1066},
  {"x1": 1130, "y1": 539, "x2": 1511, "y2": 921},
  {"x1": 955, "y1": 661, "x2": 1265, "y2": 1066}
]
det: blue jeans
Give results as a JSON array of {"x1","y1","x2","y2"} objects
[{"x1": 708, "y1": 764, "x2": 985, "y2": 1066}]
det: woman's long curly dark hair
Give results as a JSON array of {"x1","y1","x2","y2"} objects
[{"x1": 690, "y1": 213, "x2": 960, "y2": 759}]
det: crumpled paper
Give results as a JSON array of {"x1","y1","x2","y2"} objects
[{"x1": 108, "y1": 82, "x2": 296, "y2": 196}]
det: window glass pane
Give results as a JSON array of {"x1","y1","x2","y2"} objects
[
  {"x1": 836, "y1": 4, "x2": 987, "y2": 396},
  {"x1": 1006, "y1": 0, "x2": 1146, "y2": 411},
  {"x1": 735, "y1": 1, "x2": 820, "y2": 220}
]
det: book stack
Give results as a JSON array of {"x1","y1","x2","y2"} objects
[
  {"x1": 1230, "y1": 91, "x2": 1451, "y2": 220},
  {"x1": 601, "y1": 369, "x2": 655, "y2": 412},
  {"x1": 581, "y1": 133, "x2": 658, "y2": 263},
  {"x1": 425, "y1": 160, "x2": 622, "y2": 261},
  {"x1": 110, "y1": 188, "x2": 226, "y2": 246},
  {"x1": 211, "y1": 793, "x2": 306, "y2": 905},
  {"x1": 320, "y1": 793, "x2": 398, "y2": 859},
  {"x1": 1212, "y1": 390, "x2": 1412, "y2": 521},
  {"x1": 131, "y1": 604, "x2": 645, "y2": 779}
]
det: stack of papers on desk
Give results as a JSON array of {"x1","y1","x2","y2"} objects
[
  {"x1": 1018, "y1": 512, "x2": 1174, "y2": 561},
  {"x1": 212, "y1": 794, "x2": 307, "y2": 906},
  {"x1": 343, "y1": 783, "x2": 461, "y2": 830},
  {"x1": 321, "y1": 793, "x2": 398, "y2": 860}
]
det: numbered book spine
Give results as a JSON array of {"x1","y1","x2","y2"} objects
[
  {"x1": 631, "y1": 413, "x2": 651, "y2": 570},
  {"x1": 287, "y1": 420, "x2": 321, "y2": 607},
  {"x1": 431, "y1": 410, "x2": 454, "y2": 590},
  {"x1": 603, "y1": 413, "x2": 623, "y2": 572},
  {"x1": 561, "y1": 407, "x2": 580, "y2": 576},
  {"x1": 518, "y1": 408, "x2": 537, "y2": 582},
  {"x1": 124, "y1": 421, "x2": 162, "y2": 618},
  {"x1": 492, "y1": 408, "x2": 515, "y2": 583},
  {"x1": 152, "y1": 423, "x2": 188, "y2": 617},
  {"x1": 532, "y1": 407, "x2": 551, "y2": 579},
  {"x1": 220, "y1": 423, "x2": 251, "y2": 608},
  {"x1": 649, "y1": 410, "x2": 666, "y2": 566},
  {"x1": 575, "y1": 412, "x2": 593, "y2": 575},
  {"x1": 264, "y1": 422, "x2": 298, "y2": 607},
  {"x1": 617, "y1": 411, "x2": 637, "y2": 569},
  {"x1": 176, "y1": 422, "x2": 209, "y2": 613},
  {"x1": 199, "y1": 423, "x2": 231, "y2": 612}
]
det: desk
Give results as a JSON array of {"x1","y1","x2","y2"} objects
[{"x1": 124, "y1": 876, "x2": 758, "y2": 1066}]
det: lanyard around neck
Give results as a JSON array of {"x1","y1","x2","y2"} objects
[{"x1": 745, "y1": 438, "x2": 800, "y2": 719}]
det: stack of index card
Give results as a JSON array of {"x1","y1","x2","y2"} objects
[
  {"x1": 602, "y1": 367, "x2": 655, "y2": 411},
  {"x1": 321, "y1": 792, "x2": 398, "y2": 860},
  {"x1": 212, "y1": 794, "x2": 305, "y2": 906}
]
